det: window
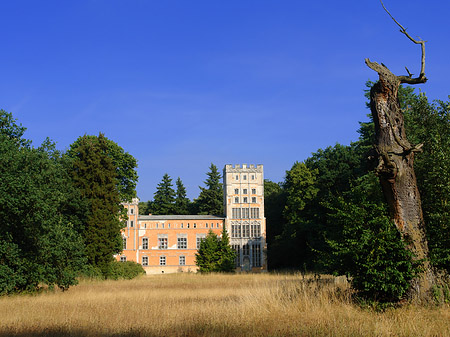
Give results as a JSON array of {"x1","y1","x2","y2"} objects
[
  {"x1": 252, "y1": 188, "x2": 256, "y2": 194},
  {"x1": 143, "y1": 223, "x2": 147, "y2": 229},
  {"x1": 235, "y1": 175, "x2": 239, "y2": 180},
  {"x1": 142, "y1": 237, "x2": 148, "y2": 250},
  {"x1": 234, "y1": 188, "x2": 239, "y2": 194},
  {"x1": 177, "y1": 237, "x2": 187, "y2": 249},
  {"x1": 242, "y1": 208, "x2": 249, "y2": 218},
  {"x1": 243, "y1": 175, "x2": 247, "y2": 180},
  {"x1": 232, "y1": 224, "x2": 241, "y2": 238},
  {"x1": 181, "y1": 223, "x2": 184, "y2": 228},
  {"x1": 251, "y1": 208, "x2": 260, "y2": 219},
  {"x1": 243, "y1": 197, "x2": 248, "y2": 203},
  {"x1": 242, "y1": 223, "x2": 250, "y2": 238},
  {"x1": 130, "y1": 220, "x2": 134, "y2": 228},
  {"x1": 168, "y1": 223, "x2": 171, "y2": 228},
  {"x1": 235, "y1": 197, "x2": 239, "y2": 203},
  {"x1": 251, "y1": 223, "x2": 261, "y2": 237},
  {"x1": 252, "y1": 197, "x2": 256, "y2": 203},
  {"x1": 232, "y1": 245, "x2": 240, "y2": 267},
  {"x1": 232, "y1": 208, "x2": 241, "y2": 219},
  {"x1": 252, "y1": 243, "x2": 261, "y2": 267},
  {"x1": 156, "y1": 223, "x2": 159, "y2": 229},
  {"x1": 130, "y1": 208, "x2": 134, "y2": 214},
  {"x1": 217, "y1": 223, "x2": 220, "y2": 228},
  {"x1": 158, "y1": 237, "x2": 168, "y2": 249},
  {"x1": 120, "y1": 256, "x2": 127, "y2": 262},
  {"x1": 251, "y1": 175, "x2": 255, "y2": 180},
  {"x1": 196, "y1": 235, "x2": 206, "y2": 249},
  {"x1": 179, "y1": 256, "x2": 186, "y2": 266},
  {"x1": 160, "y1": 256, "x2": 166, "y2": 266},
  {"x1": 243, "y1": 189, "x2": 247, "y2": 194},
  {"x1": 206, "y1": 223, "x2": 208, "y2": 228},
  {"x1": 193, "y1": 223, "x2": 197, "y2": 228},
  {"x1": 142, "y1": 256, "x2": 148, "y2": 266},
  {"x1": 187, "y1": 223, "x2": 190, "y2": 228},
  {"x1": 243, "y1": 244, "x2": 250, "y2": 256},
  {"x1": 161, "y1": 223, "x2": 165, "y2": 229},
  {"x1": 122, "y1": 237, "x2": 127, "y2": 250}
]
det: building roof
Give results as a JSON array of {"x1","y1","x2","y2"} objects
[{"x1": 138, "y1": 214, "x2": 225, "y2": 221}]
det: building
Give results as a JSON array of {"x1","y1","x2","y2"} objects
[{"x1": 117, "y1": 164, "x2": 266, "y2": 274}]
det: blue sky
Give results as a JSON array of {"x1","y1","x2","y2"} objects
[{"x1": 2, "y1": 1, "x2": 449, "y2": 201}]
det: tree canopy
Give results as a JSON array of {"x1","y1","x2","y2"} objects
[
  {"x1": 67, "y1": 133, "x2": 124, "y2": 276},
  {"x1": 195, "y1": 229, "x2": 235, "y2": 273},
  {"x1": 193, "y1": 163, "x2": 224, "y2": 216}
]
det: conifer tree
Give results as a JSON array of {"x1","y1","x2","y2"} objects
[
  {"x1": 195, "y1": 229, "x2": 235, "y2": 273},
  {"x1": 194, "y1": 164, "x2": 223, "y2": 216},
  {"x1": 174, "y1": 177, "x2": 190, "y2": 215},
  {"x1": 152, "y1": 173, "x2": 176, "y2": 214},
  {"x1": 68, "y1": 133, "x2": 123, "y2": 276}
]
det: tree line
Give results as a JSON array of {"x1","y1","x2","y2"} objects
[
  {"x1": 265, "y1": 84, "x2": 450, "y2": 303},
  {"x1": 0, "y1": 110, "x2": 143, "y2": 294},
  {"x1": 139, "y1": 163, "x2": 224, "y2": 217}
]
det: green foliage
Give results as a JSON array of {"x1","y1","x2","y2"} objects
[
  {"x1": 79, "y1": 261, "x2": 145, "y2": 280},
  {"x1": 195, "y1": 229, "x2": 236, "y2": 273},
  {"x1": 325, "y1": 173, "x2": 420, "y2": 302},
  {"x1": 174, "y1": 177, "x2": 191, "y2": 215},
  {"x1": 67, "y1": 134, "x2": 138, "y2": 202},
  {"x1": 283, "y1": 162, "x2": 318, "y2": 223},
  {"x1": 151, "y1": 173, "x2": 176, "y2": 214},
  {"x1": 402, "y1": 94, "x2": 450, "y2": 273},
  {"x1": 106, "y1": 261, "x2": 146, "y2": 280},
  {"x1": 193, "y1": 163, "x2": 224, "y2": 216},
  {"x1": 264, "y1": 179, "x2": 286, "y2": 269},
  {"x1": 0, "y1": 110, "x2": 86, "y2": 294},
  {"x1": 0, "y1": 109, "x2": 30, "y2": 147},
  {"x1": 68, "y1": 133, "x2": 123, "y2": 276}
]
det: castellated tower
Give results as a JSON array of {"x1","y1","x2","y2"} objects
[{"x1": 223, "y1": 164, "x2": 267, "y2": 272}]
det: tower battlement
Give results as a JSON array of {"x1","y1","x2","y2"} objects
[{"x1": 224, "y1": 164, "x2": 263, "y2": 172}]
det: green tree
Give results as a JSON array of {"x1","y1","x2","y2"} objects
[
  {"x1": 325, "y1": 173, "x2": 420, "y2": 302},
  {"x1": 174, "y1": 177, "x2": 190, "y2": 215},
  {"x1": 403, "y1": 94, "x2": 450, "y2": 274},
  {"x1": 270, "y1": 162, "x2": 320, "y2": 270},
  {"x1": 264, "y1": 179, "x2": 285, "y2": 269},
  {"x1": 195, "y1": 229, "x2": 236, "y2": 273},
  {"x1": 0, "y1": 110, "x2": 86, "y2": 293},
  {"x1": 68, "y1": 133, "x2": 123, "y2": 276},
  {"x1": 67, "y1": 134, "x2": 138, "y2": 202},
  {"x1": 152, "y1": 173, "x2": 176, "y2": 215},
  {"x1": 194, "y1": 164, "x2": 223, "y2": 216}
]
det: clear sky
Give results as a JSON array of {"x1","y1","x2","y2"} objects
[{"x1": 1, "y1": 1, "x2": 449, "y2": 201}]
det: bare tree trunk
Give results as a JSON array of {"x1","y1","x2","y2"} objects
[
  {"x1": 366, "y1": 63, "x2": 434, "y2": 300},
  {"x1": 365, "y1": 1, "x2": 435, "y2": 301}
]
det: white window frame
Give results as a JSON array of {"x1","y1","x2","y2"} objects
[
  {"x1": 160, "y1": 256, "x2": 166, "y2": 266},
  {"x1": 142, "y1": 256, "x2": 148, "y2": 266},
  {"x1": 179, "y1": 255, "x2": 186, "y2": 266}
]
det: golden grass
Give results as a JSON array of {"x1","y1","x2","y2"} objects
[{"x1": 1, "y1": 273, "x2": 449, "y2": 337}]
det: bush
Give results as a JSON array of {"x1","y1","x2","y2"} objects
[
  {"x1": 106, "y1": 261, "x2": 146, "y2": 280},
  {"x1": 325, "y1": 173, "x2": 421, "y2": 303},
  {"x1": 80, "y1": 261, "x2": 146, "y2": 280}
]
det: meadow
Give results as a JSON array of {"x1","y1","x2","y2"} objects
[{"x1": 1, "y1": 273, "x2": 450, "y2": 337}]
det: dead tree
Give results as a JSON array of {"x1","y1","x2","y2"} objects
[{"x1": 365, "y1": 1, "x2": 434, "y2": 300}]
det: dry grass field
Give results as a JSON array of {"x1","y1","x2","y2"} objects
[{"x1": 1, "y1": 273, "x2": 450, "y2": 337}]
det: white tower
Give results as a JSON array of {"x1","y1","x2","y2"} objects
[{"x1": 223, "y1": 164, "x2": 266, "y2": 271}]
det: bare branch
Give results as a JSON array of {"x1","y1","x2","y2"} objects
[{"x1": 379, "y1": 0, "x2": 427, "y2": 83}]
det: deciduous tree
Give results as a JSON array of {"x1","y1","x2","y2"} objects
[{"x1": 68, "y1": 133, "x2": 123, "y2": 276}]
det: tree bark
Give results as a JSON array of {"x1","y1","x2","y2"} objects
[{"x1": 366, "y1": 59, "x2": 434, "y2": 300}]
